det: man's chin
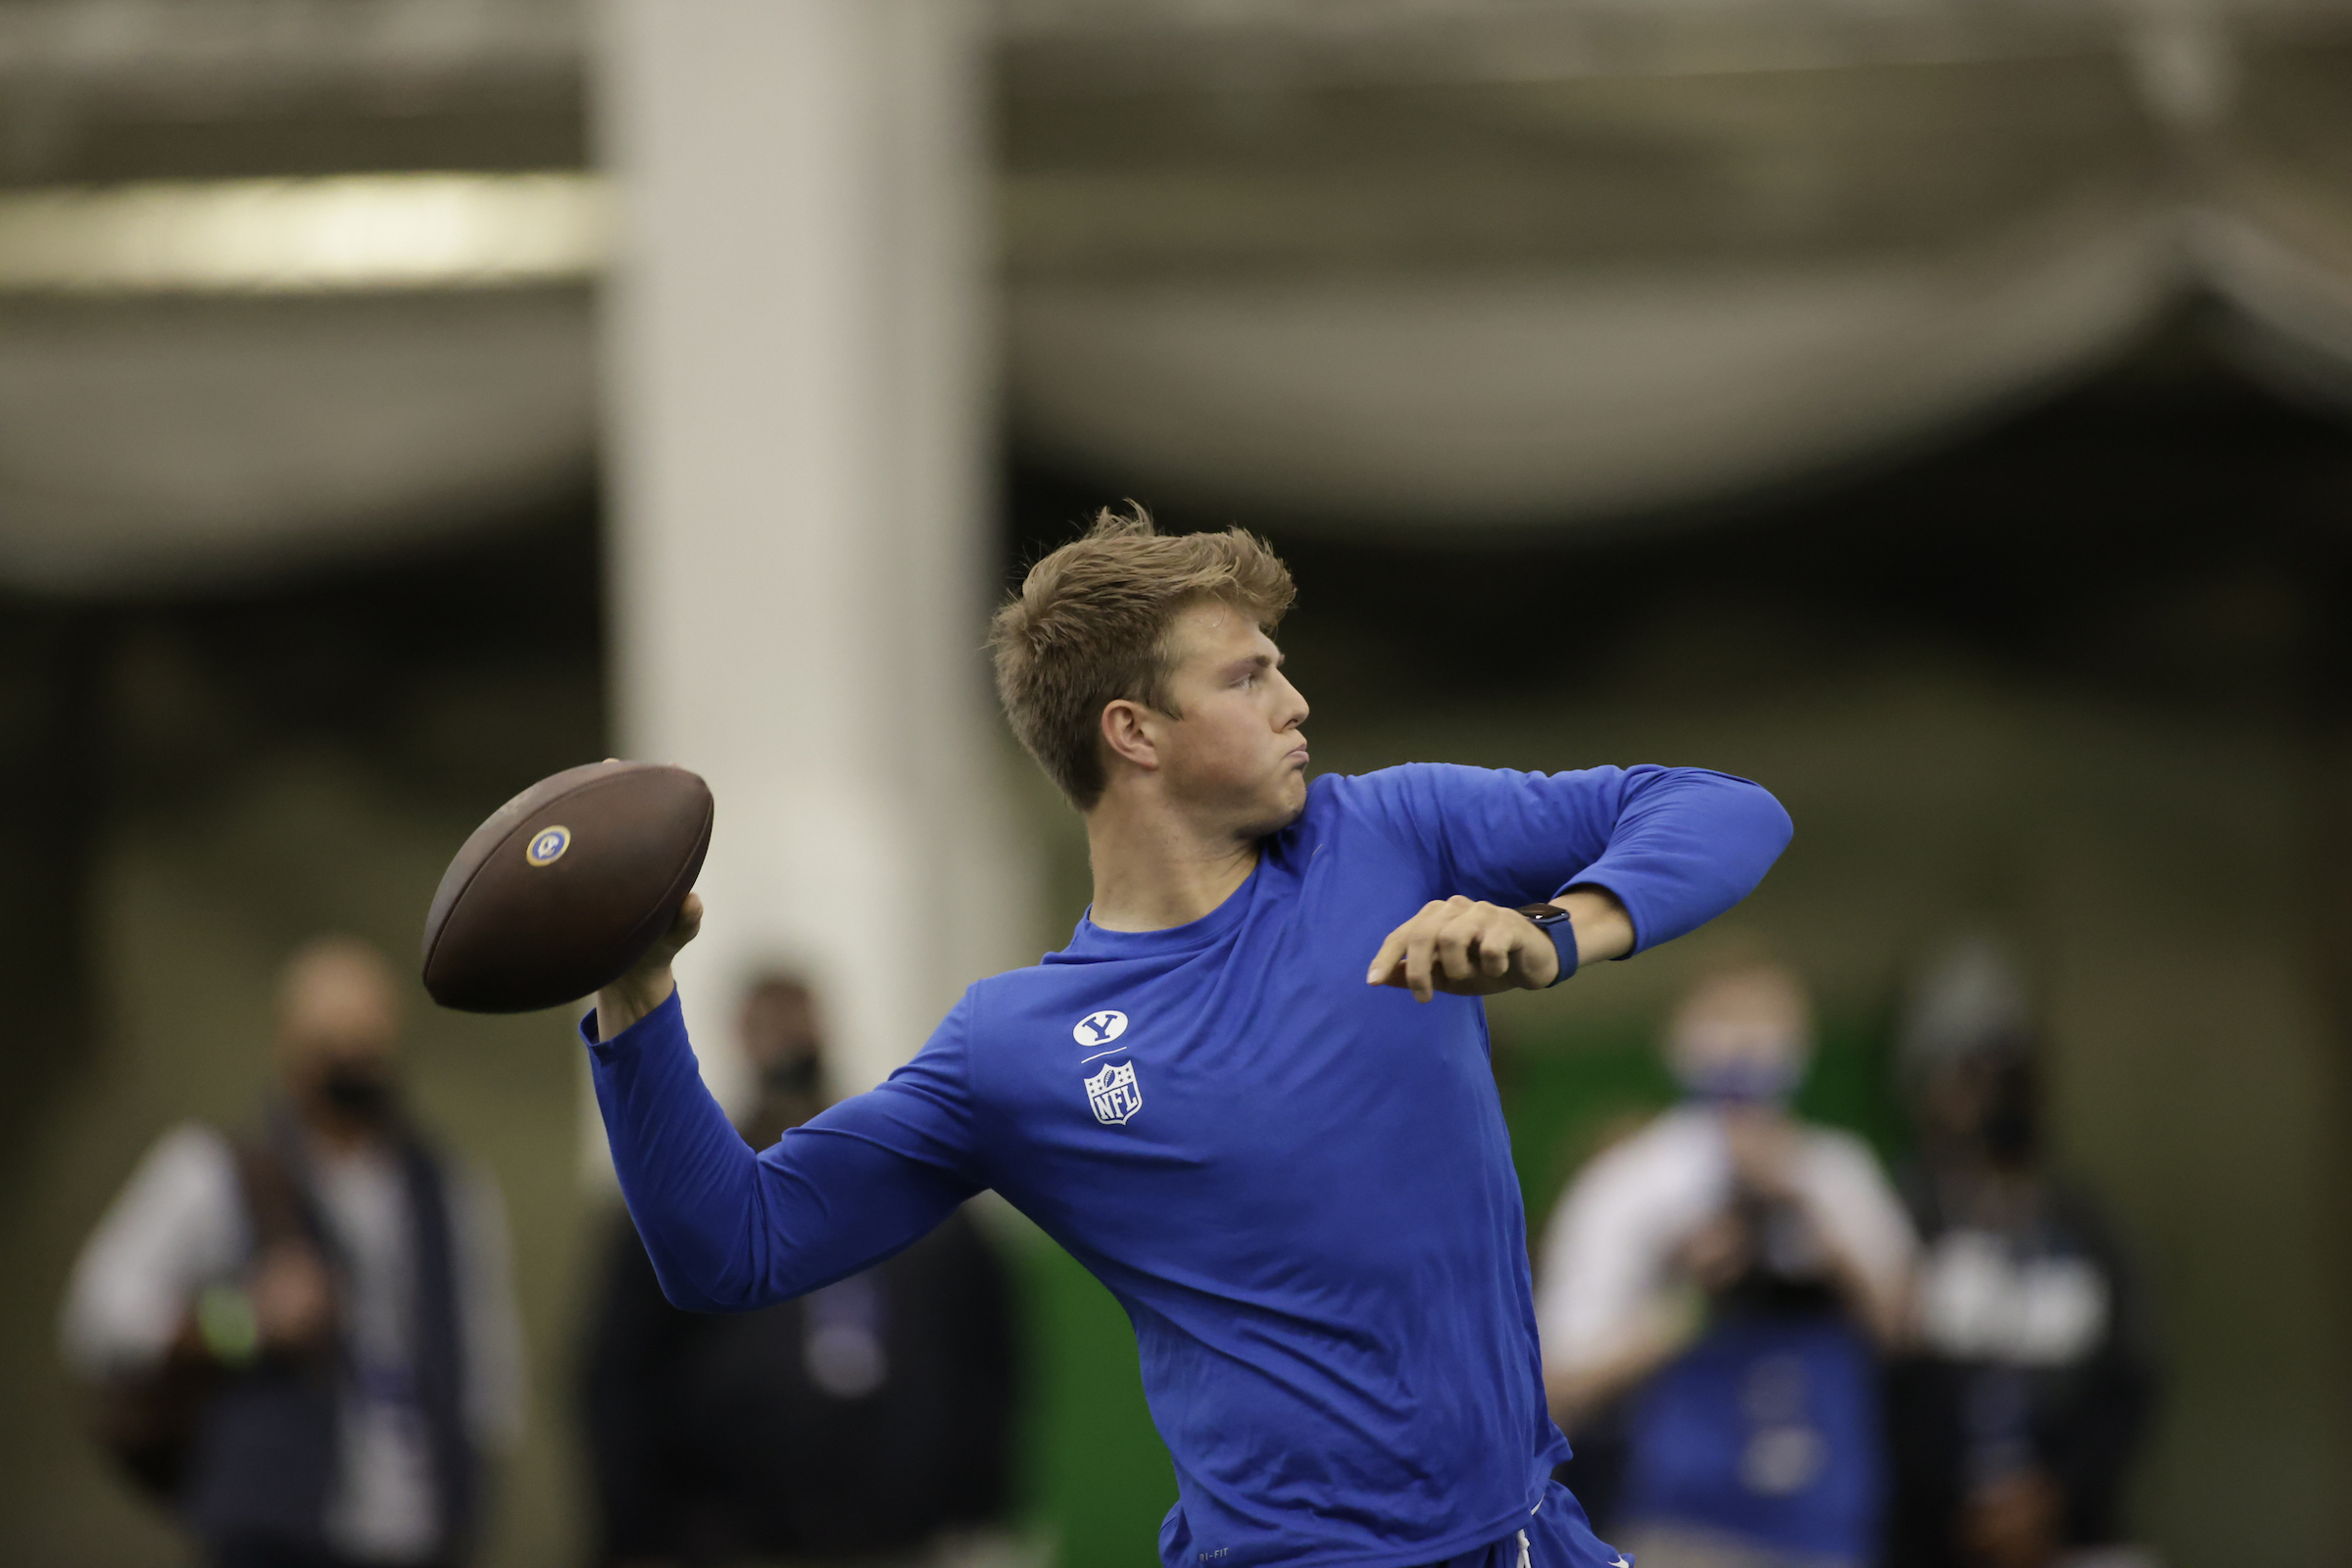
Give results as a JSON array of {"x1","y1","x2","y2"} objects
[{"x1": 1244, "y1": 779, "x2": 1310, "y2": 840}]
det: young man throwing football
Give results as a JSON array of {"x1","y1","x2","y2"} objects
[{"x1": 587, "y1": 511, "x2": 1793, "y2": 1568}]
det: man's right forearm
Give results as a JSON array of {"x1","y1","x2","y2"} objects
[
  {"x1": 585, "y1": 992, "x2": 975, "y2": 1313},
  {"x1": 596, "y1": 894, "x2": 703, "y2": 1042},
  {"x1": 586, "y1": 992, "x2": 776, "y2": 1311},
  {"x1": 595, "y1": 965, "x2": 676, "y2": 1042}
]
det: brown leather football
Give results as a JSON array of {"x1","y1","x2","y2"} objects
[{"x1": 420, "y1": 760, "x2": 712, "y2": 1013}]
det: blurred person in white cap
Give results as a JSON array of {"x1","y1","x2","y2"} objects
[
  {"x1": 1534, "y1": 958, "x2": 1917, "y2": 1568},
  {"x1": 1881, "y1": 939, "x2": 2157, "y2": 1568},
  {"x1": 61, "y1": 935, "x2": 525, "y2": 1568}
]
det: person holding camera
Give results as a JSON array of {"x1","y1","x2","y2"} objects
[{"x1": 1535, "y1": 960, "x2": 1916, "y2": 1568}]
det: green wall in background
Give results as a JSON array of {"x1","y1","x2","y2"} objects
[{"x1": 1014, "y1": 1235, "x2": 1174, "y2": 1568}]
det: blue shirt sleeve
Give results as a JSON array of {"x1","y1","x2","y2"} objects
[
  {"x1": 1346, "y1": 762, "x2": 1792, "y2": 954},
  {"x1": 584, "y1": 988, "x2": 985, "y2": 1312}
]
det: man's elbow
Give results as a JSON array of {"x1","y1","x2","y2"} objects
[
  {"x1": 654, "y1": 1281, "x2": 725, "y2": 1314},
  {"x1": 647, "y1": 1255, "x2": 771, "y2": 1315},
  {"x1": 1748, "y1": 784, "x2": 1794, "y2": 861},
  {"x1": 1688, "y1": 775, "x2": 1792, "y2": 920},
  {"x1": 1711, "y1": 774, "x2": 1792, "y2": 875}
]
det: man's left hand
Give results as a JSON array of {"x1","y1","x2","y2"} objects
[
  {"x1": 1366, "y1": 888, "x2": 1633, "y2": 1002},
  {"x1": 1365, "y1": 897, "x2": 1557, "y2": 1002}
]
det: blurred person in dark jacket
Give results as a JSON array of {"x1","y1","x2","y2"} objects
[
  {"x1": 62, "y1": 936, "x2": 526, "y2": 1568},
  {"x1": 1883, "y1": 940, "x2": 2158, "y2": 1568},
  {"x1": 1535, "y1": 960, "x2": 1917, "y2": 1568},
  {"x1": 581, "y1": 974, "x2": 1019, "y2": 1568}
]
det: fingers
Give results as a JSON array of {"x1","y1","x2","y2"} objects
[
  {"x1": 1402, "y1": 917, "x2": 1441, "y2": 1002},
  {"x1": 1442, "y1": 905, "x2": 1527, "y2": 989},
  {"x1": 642, "y1": 893, "x2": 704, "y2": 969},
  {"x1": 1391, "y1": 907, "x2": 1442, "y2": 1002},
  {"x1": 1367, "y1": 899, "x2": 1545, "y2": 1000},
  {"x1": 1364, "y1": 912, "x2": 1418, "y2": 989},
  {"x1": 1369, "y1": 899, "x2": 1517, "y2": 1002},
  {"x1": 1473, "y1": 912, "x2": 1515, "y2": 980},
  {"x1": 1367, "y1": 900, "x2": 1447, "y2": 1001},
  {"x1": 1433, "y1": 909, "x2": 1482, "y2": 989}
]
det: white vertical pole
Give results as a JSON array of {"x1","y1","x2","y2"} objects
[{"x1": 593, "y1": 0, "x2": 1024, "y2": 1113}]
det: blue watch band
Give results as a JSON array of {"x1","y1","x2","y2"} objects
[{"x1": 1517, "y1": 904, "x2": 1579, "y2": 988}]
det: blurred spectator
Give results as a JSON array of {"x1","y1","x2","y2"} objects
[
  {"x1": 1882, "y1": 939, "x2": 2158, "y2": 1568},
  {"x1": 61, "y1": 936, "x2": 526, "y2": 1568},
  {"x1": 581, "y1": 974, "x2": 1019, "y2": 1568},
  {"x1": 1535, "y1": 960, "x2": 1916, "y2": 1568}
]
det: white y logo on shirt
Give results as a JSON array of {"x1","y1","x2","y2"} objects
[{"x1": 1073, "y1": 1009, "x2": 1129, "y2": 1048}]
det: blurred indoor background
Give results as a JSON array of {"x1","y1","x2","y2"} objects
[{"x1": 2, "y1": 0, "x2": 2350, "y2": 1564}]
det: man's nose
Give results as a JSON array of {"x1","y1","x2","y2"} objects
[{"x1": 1277, "y1": 672, "x2": 1309, "y2": 728}]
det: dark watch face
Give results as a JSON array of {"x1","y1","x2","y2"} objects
[{"x1": 1515, "y1": 904, "x2": 1570, "y2": 926}]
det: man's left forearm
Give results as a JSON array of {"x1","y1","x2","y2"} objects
[{"x1": 1550, "y1": 887, "x2": 1633, "y2": 965}]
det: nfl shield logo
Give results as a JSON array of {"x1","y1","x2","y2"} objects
[{"x1": 1084, "y1": 1060, "x2": 1142, "y2": 1126}]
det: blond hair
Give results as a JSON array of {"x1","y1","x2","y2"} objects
[{"x1": 989, "y1": 505, "x2": 1296, "y2": 808}]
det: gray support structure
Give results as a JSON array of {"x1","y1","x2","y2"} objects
[{"x1": 595, "y1": 0, "x2": 1025, "y2": 1104}]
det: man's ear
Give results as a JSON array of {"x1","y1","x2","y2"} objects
[{"x1": 1101, "y1": 699, "x2": 1159, "y2": 773}]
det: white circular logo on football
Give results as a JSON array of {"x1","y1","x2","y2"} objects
[
  {"x1": 1073, "y1": 1009, "x2": 1128, "y2": 1048},
  {"x1": 525, "y1": 825, "x2": 570, "y2": 866}
]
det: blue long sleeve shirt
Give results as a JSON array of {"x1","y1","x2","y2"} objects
[{"x1": 587, "y1": 763, "x2": 1792, "y2": 1568}]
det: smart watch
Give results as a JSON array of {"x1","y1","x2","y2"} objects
[{"x1": 1514, "y1": 903, "x2": 1578, "y2": 988}]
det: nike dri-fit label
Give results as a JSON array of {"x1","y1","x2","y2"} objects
[{"x1": 588, "y1": 763, "x2": 1788, "y2": 1568}]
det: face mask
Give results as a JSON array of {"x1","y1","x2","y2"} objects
[
  {"x1": 318, "y1": 1063, "x2": 397, "y2": 1125},
  {"x1": 1678, "y1": 1057, "x2": 1802, "y2": 1106}
]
